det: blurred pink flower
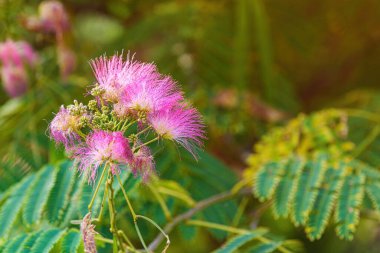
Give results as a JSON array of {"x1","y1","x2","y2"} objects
[
  {"x1": 149, "y1": 105, "x2": 205, "y2": 157},
  {"x1": 74, "y1": 130, "x2": 133, "y2": 183},
  {"x1": 0, "y1": 39, "x2": 37, "y2": 97},
  {"x1": 57, "y1": 46, "x2": 76, "y2": 79},
  {"x1": 1, "y1": 65, "x2": 28, "y2": 97},
  {"x1": 39, "y1": 0, "x2": 70, "y2": 35}
]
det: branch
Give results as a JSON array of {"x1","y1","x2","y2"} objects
[{"x1": 147, "y1": 188, "x2": 251, "y2": 251}]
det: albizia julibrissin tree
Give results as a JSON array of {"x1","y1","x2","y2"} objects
[{"x1": 49, "y1": 53, "x2": 205, "y2": 252}]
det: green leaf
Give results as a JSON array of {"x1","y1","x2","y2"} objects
[
  {"x1": 254, "y1": 161, "x2": 283, "y2": 201},
  {"x1": 213, "y1": 229, "x2": 267, "y2": 253},
  {"x1": 249, "y1": 241, "x2": 282, "y2": 253},
  {"x1": 365, "y1": 183, "x2": 380, "y2": 211},
  {"x1": 23, "y1": 165, "x2": 58, "y2": 226},
  {"x1": 61, "y1": 229, "x2": 81, "y2": 253},
  {"x1": 335, "y1": 171, "x2": 365, "y2": 240},
  {"x1": 306, "y1": 164, "x2": 345, "y2": 240},
  {"x1": 19, "y1": 232, "x2": 43, "y2": 253},
  {"x1": 291, "y1": 155, "x2": 326, "y2": 226},
  {"x1": 0, "y1": 174, "x2": 36, "y2": 239},
  {"x1": 30, "y1": 229, "x2": 65, "y2": 253},
  {"x1": 272, "y1": 158, "x2": 303, "y2": 218},
  {"x1": 46, "y1": 161, "x2": 75, "y2": 224},
  {"x1": 2, "y1": 234, "x2": 27, "y2": 253}
]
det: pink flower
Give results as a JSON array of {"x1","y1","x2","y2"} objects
[
  {"x1": 49, "y1": 106, "x2": 82, "y2": 148},
  {"x1": 0, "y1": 40, "x2": 37, "y2": 97},
  {"x1": 1, "y1": 65, "x2": 28, "y2": 97},
  {"x1": 118, "y1": 75, "x2": 183, "y2": 116},
  {"x1": 90, "y1": 53, "x2": 166, "y2": 105},
  {"x1": 131, "y1": 144, "x2": 155, "y2": 181},
  {"x1": 74, "y1": 130, "x2": 133, "y2": 183},
  {"x1": 149, "y1": 105, "x2": 205, "y2": 157},
  {"x1": 0, "y1": 40, "x2": 37, "y2": 67},
  {"x1": 57, "y1": 46, "x2": 76, "y2": 79},
  {"x1": 39, "y1": 1, "x2": 70, "y2": 35},
  {"x1": 80, "y1": 213, "x2": 97, "y2": 253}
]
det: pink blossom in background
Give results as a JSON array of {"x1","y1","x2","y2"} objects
[
  {"x1": 0, "y1": 40, "x2": 37, "y2": 97},
  {"x1": 38, "y1": 0, "x2": 70, "y2": 35},
  {"x1": 1, "y1": 65, "x2": 28, "y2": 97},
  {"x1": 73, "y1": 130, "x2": 133, "y2": 183},
  {"x1": 57, "y1": 46, "x2": 76, "y2": 80}
]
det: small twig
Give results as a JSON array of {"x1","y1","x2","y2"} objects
[{"x1": 147, "y1": 188, "x2": 251, "y2": 251}]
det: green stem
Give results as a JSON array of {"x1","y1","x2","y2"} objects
[
  {"x1": 148, "y1": 184, "x2": 171, "y2": 220},
  {"x1": 117, "y1": 230, "x2": 136, "y2": 251},
  {"x1": 120, "y1": 119, "x2": 137, "y2": 131},
  {"x1": 88, "y1": 164, "x2": 108, "y2": 211},
  {"x1": 345, "y1": 109, "x2": 380, "y2": 123},
  {"x1": 186, "y1": 219, "x2": 250, "y2": 234},
  {"x1": 94, "y1": 183, "x2": 108, "y2": 223},
  {"x1": 352, "y1": 125, "x2": 380, "y2": 158},
  {"x1": 135, "y1": 222, "x2": 150, "y2": 253},
  {"x1": 135, "y1": 126, "x2": 152, "y2": 137},
  {"x1": 133, "y1": 136, "x2": 160, "y2": 152},
  {"x1": 136, "y1": 215, "x2": 170, "y2": 252},
  {"x1": 116, "y1": 173, "x2": 136, "y2": 219}
]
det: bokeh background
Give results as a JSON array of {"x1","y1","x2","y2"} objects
[{"x1": 1, "y1": 0, "x2": 380, "y2": 252}]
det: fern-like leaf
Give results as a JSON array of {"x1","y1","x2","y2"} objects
[
  {"x1": 272, "y1": 158, "x2": 303, "y2": 218},
  {"x1": 2, "y1": 234, "x2": 28, "y2": 253},
  {"x1": 23, "y1": 165, "x2": 57, "y2": 226},
  {"x1": 254, "y1": 161, "x2": 283, "y2": 201},
  {"x1": 46, "y1": 161, "x2": 75, "y2": 224},
  {"x1": 19, "y1": 231, "x2": 43, "y2": 253},
  {"x1": 306, "y1": 164, "x2": 345, "y2": 240},
  {"x1": 61, "y1": 229, "x2": 81, "y2": 253},
  {"x1": 0, "y1": 174, "x2": 36, "y2": 239},
  {"x1": 335, "y1": 171, "x2": 365, "y2": 240},
  {"x1": 30, "y1": 229, "x2": 65, "y2": 253},
  {"x1": 291, "y1": 155, "x2": 326, "y2": 226},
  {"x1": 249, "y1": 241, "x2": 282, "y2": 253},
  {"x1": 213, "y1": 229, "x2": 267, "y2": 253}
]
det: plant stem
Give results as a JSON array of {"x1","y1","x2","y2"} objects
[
  {"x1": 147, "y1": 184, "x2": 171, "y2": 220},
  {"x1": 135, "y1": 221, "x2": 150, "y2": 253},
  {"x1": 88, "y1": 164, "x2": 108, "y2": 211},
  {"x1": 352, "y1": 125, "x2": 380, "y2": 158},
  {"x1": 147, "y1": 188, "x2": 251, "y2": 251},
  {"x1": 116, "y1": 173, "x2": 136, "y2": 220},
  {"x1": 94, "y1": 183, "x2": 108, "y2": 223},
  {"x1": 186, "y1": 219, "x2": 250, "y2": 234},
  {"x1": 121, "y1": 119, "x2": 137, "y2": 132},
  {"x1": 136, "y1": 215, "x2": 170, "y2": 253},
  {"x1": 133, "y1": 136, "x2": 160, "y2": 152},
  {"x1": 135, "y1": 126, "x2": 152, "y2": 137}
]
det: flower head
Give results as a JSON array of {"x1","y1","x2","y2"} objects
[
  {"x1": 119, "y1": 75, "x2": 183, "y2": 116},
  {"x1": 149, "y1": 106, "x2": 205, "y2": 157},
  {"x1": 1, "y1": 65, "x2": 28, "y2": 97},
  {"x1": 131, "y1": 144, "x2": 155, "y2": 181},
  {"x1": 80, "y1": 213, "x2": 97, "y2": 253},
  {"x1": 49, "y1": 105, "x2": 83, "y2": 148},
  {"x1": 74, "y1": 130, "x2": 133, "y2": 183},
  {"x1": 0, "y1": 40, "x2": 37, "y2": 67},
  {"x1": 39, "y1": 0, "x2": 70, "y2": 34}
]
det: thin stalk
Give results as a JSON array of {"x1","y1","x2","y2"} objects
[
  {"x1": 133, "y1": 136, "x2": 160, "y2": 152},
  {"x1": 116, "y1": 173, "x2": 136, "y2": 219},
  {"x1": 136, "y1": 215, "x2": 170, "y2": 253},
  {"x1": 94, "y1": 184, "x2": 108, "y2": 223},
  {"x1": 135, "y1": 126, "x2": 152, "y2": 137},
  {"x1": 148, "y1": 184, "x2": 171, "y2": 220},
  {"x1": 121, "y1": 119, "x2": 137, "y2": 132},
  {"x1": 352, "y1": 125, "x2": 380, "y2": 158},
  {"x1": 135, "y1": 222, "x2": 150, "y2": 253},
  {"x1": 117, "y1": 230, "x2": 136, "y2": 251},
  {"x1": 88, "y1": 164, "x2": 108, "y2": 211},
  {"x1": 95, "y1": 235, "x2": 114, "y2": 244}
]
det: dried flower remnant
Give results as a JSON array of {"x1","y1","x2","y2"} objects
[
  {"x1": 131, "y1": 143, "x2": 155, "y2": 181},
  {"x1": 80, "y1": 213, "x2": 97, "y2": 253}
]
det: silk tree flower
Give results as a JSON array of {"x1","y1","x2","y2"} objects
[
  {"x1": 74, "y1": 130, "x2": 133, "y2": 183},
  {"x1": 1, "y1": 65, "x2": 28, "y2": 97},
  {"x1": 0, "y1": 40, "x2": 37, "y2": 67},
  {"x1": 90, "y1": 54, "x2": 161, "y2": 104},
  {"x1": 0, "y1": 40, "x2": 37, "y2": 97},
  {"x1": 131, "y1": 144, "x2": 155, "y2": 181},
  {"x1": 25, "y1": 0, "x2": 70, "y2": 36},
  {"x1": 149, "y1": 105, "x2": 205, "y2": 157},
  {"x1": 118, "y1": 75, "x2": 183, "y2": 117},
  {"x1": 49, "y1": 106, "x2": 83, "y2": 148},
  {"x1": 80, "y1": 213, "x2": 97, "y2": 253}
]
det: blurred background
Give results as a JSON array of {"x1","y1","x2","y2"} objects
[{"x1": 1, "y1": 0, "x2": 380, "y2": 252}]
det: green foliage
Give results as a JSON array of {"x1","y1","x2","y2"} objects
[
  {"x1": 0, "y1": 229, "x2": 80, "y2": 253},
  {"x1": 213, "y1": 229, "x2": 267, "y2": 253},
  {"x1": 246, "y1": 109, "x2": 380, "y2": 240}
]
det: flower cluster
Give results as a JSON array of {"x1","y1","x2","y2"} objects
[
  {"x1": 50, "y1": 53, "x2": 205, "y2": 183},
  {"x1": 0, "y1": 39, "x2": 37, "y2": 97}
]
